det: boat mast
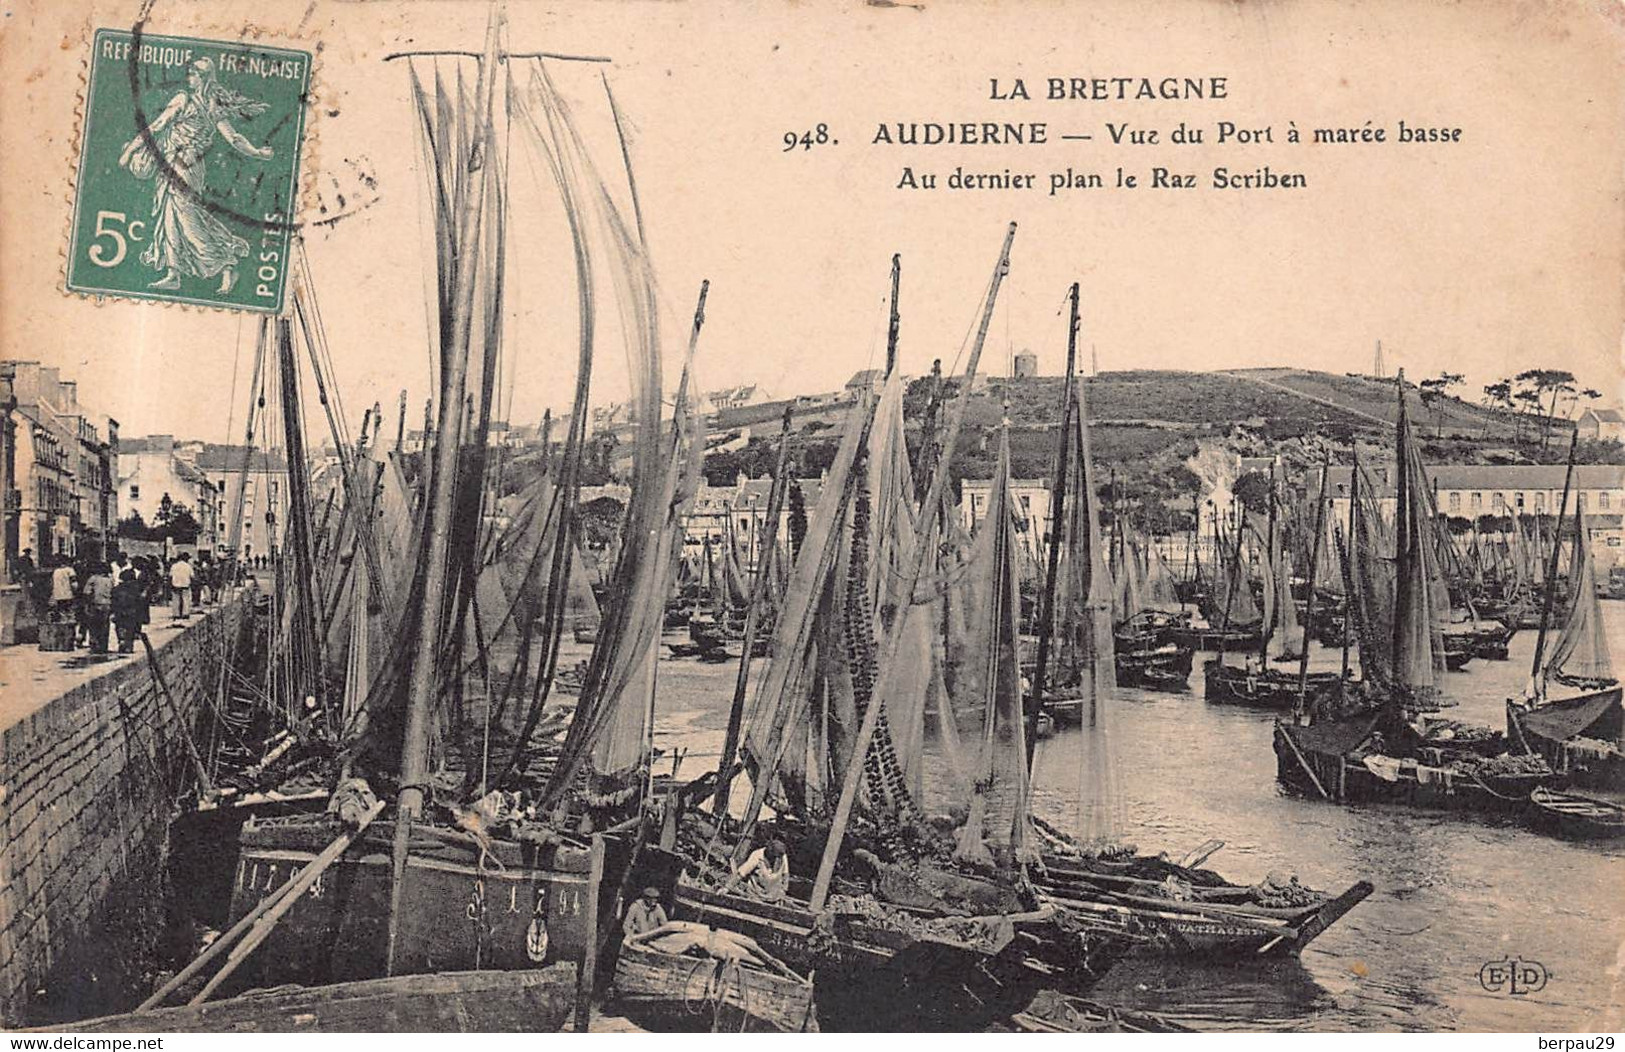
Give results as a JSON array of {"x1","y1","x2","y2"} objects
[
  {"x1": 1340, "y1": 442, "x2": 1358, "y2": 684},
  {"x1": 810, "y1": 222, "x2": 1017, "y2": 912},
  {"x1": 387, "y1": 6, "x2": 503, "y2": 976},
  {"x1": 1259, "y1": 462, "x2": 1278, "y2": 665},
  {"x1": 1527, "y1": 429, "x2": 1580, "y2": 698},
  {"x1": 275, "y1": 316, "x2": 327, "y2": 726},
  {"x1": 712, "y1": 401, "x2": 793, "y2": 816},
  {"x1": 1026, "y1": 281, "x2": 1079, "y2": 767},
  {"x1": 1296, "y1": 452, "x2": 1331, "y2": 712}
]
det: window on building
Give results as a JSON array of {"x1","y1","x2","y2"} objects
[
  {"x1": 129, "y1": 484, "x2": 140, "y2": 500},
  {"x1": 1578, "y1": 493, "x2": 1587, "y2": 510},
  {"x1": 1602, "y1": 492, "x2": 1612, "y2": 510},
  {"x1": 1535, "y1": 493, "x2": 1546, "y2": 512},
  {"x1": 1516, "y1": 493, "x2": 1525, "y2": 509},
  {"x1": 1470, "y1": 492, "x2": 1481, "y2": 509}
]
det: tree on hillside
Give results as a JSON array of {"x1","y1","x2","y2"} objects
[
  {"x1": 1513, "y1": 387, "x2": 1543, "y2": 444},
  {"x1": 1514, "y1": 368, "x2": 1577, "y2": 453},
  {"x1": 1481, "y1": 379, "x2": 1514, "y2": 440},
  {"x1": 1418, "y1": 372, "x2": 1463, "y2": 437}
]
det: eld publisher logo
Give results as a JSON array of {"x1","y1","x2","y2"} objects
[{"x1": 1479, "y1": 957, "x2": 1548, "y2": 996}]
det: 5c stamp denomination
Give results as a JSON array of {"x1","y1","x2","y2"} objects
[{"x1": 66, "y1": 28, "x2": 311, "y2": 313}]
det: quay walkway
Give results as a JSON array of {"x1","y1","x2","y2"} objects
[{"x1": 0, "y1": 596, "x2": 226, "y2": 739}]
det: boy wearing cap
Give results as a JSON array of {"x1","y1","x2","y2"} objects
[{"x1": 622, "y1": 886, "x2": 668, "y2": 941}]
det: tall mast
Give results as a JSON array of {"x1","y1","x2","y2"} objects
[
  {"x1": 1528, "y1": 429, "x2": 1580, "y2": 697},
  {"x1": 1340, "y1": 442, "x2": 1358, "y2": 683},
  {"x1": 810, "y1": 222, "x2": 1017, "y2": 912},
  {"x1": 712, "y1": 402, "x2": 792, "y2": 816},
  {"x1": 1259, "y1": 462, "x2": 1278, "y2": 664},
  {"x1": 885, "y1": 253, "x2": 901, "y2": 377},
  {"x1": 1296, "y1": 452, "x2": 1331, "y2": 711},
  {"x1": 387, "y1": 6, "x2": 503, "y2": 976},
  {"x1": 275, "y1": 316, "x2": 326, "y2": 724},
  {"x1": 1026, "y1": 281, "x2": 1079, "y2": 767}
]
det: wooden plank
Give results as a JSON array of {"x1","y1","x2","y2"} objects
[{"x1": 574, "y1": 834, "x2": 606, "y2": 1033}]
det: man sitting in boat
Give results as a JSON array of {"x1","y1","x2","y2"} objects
[
  {"x1": 725, "y1": 839, "x2": 790, "y2": 902},
  {"x1": 622, "y1": 887, "x2": 668, "y2": 941}
]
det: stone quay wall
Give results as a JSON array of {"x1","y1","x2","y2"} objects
[{"x1": 0, "y1": 600, "x2": 239, "y2": 1025}]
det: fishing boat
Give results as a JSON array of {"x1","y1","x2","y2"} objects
[
  {"x1": 1030, "y1": 818, "x2": 1371, "y2": 959},
  {"x1": 1506, "y1": 490, "x2": 1623, "y2": 789},
  {"x1": 1526, "y1": 786, "x2": 1625, "y2": 839},
  {"x1": 1016, "y1": 291, "x2": 1372, "y2": 961},
  {"x1": 48, "y1": 966, "x2": 578, "y2": 1034},
  {"x1": 1274, "y1": 376, "x2": 1566, "y2": 821},
  {"x1": 657, "y1": 245, "x2": 1137, "y2": 1030},
  {"x1": 613, "y1": 921, "x2": 817, "y2": 1031},
  {"x1": 196, "y1": 19, "x2": 711, "y2": 1026},
  {"x1": 1204, "y1": 464, "x2": 1335, "y2": 710}
]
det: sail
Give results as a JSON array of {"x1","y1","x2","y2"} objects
[
  {"x1": 1142, "y1": 541, "x2": 1182, "y2": 612},
  {"x1": 952, "y1": 429, "x2": 1033, "y2": 867},
  {"x1": 738, "y1": 397, "x2": 872, "y2": 818},
  {"x1": 1391, "y1": 383, "x2": 1445, "y2": 707},
  {"x1": 1547, "y1": 505, "x2": 1615, "y2": 686}
]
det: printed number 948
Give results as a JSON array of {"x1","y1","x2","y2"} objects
[{"x1": 783, "y1": 125, "x2": 834, "y2": 151}]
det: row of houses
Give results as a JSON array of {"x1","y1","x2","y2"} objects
[{"x1": 115, "y1": 436, "x2": 289, "y2": 561}]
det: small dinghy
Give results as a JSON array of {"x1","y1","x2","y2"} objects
[
  {"x1": 1528, "y1": 787, "x2": 1625, "y2": 840},
  {"x1": 613, "y1": 921, "x2": 817, "y2": 1032}
]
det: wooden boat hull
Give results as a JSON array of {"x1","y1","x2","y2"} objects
[
  {"x1": 225, "y1": 816, "x2": 620, "y2": 992},
  {"x1": 1274, "y1": 720, "x2": 1553, "y2": 816},
  {"x1": 1170, "y1": 625, "x2": 1261, "y2": 652},
  {"x1": 668, "y1": 882, "x2": 1118, "y2": 1030},
  {"x1": 1116, "y1": 644, "x2": 1194, "y2": 691},
  {"x1": 1507, "y1": 687, "x2": 1625, "y2": 791},
  {"x1": 1204, "y1": 660, "x2": 1341, "y2": 711},
  {"x1": 58, "y1": 966, "x2": 578, "y2": 1033},
  {"x1": 1037, "y1": 858, "x2": 1371, "y2": 958},
  {"x1": 612, "y1": 940, "x2": 816, "y2": 1031},
  {"x1": 1528, "y1": 787, "x2": 1625, "y2": 839}
]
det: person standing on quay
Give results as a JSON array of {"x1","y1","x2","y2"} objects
[
  {"x1": 84, "y1": 563, "x2": 114, "y2": 653},
  {"x1": 170, "y1": 552, "x2": 194, "y2": 620},
  {"x1": 112, "y1": 570, "x2": 146, "y2": 654},
  {"x1": 49, "y1": 558, "x2": 78, "y2": 626}
]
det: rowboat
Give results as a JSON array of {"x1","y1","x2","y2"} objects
[
  {"x1": 612, "y1": 922, "x2": 817, "y2": 1031},
  {"x1": 1527, "y1": 787, "x2": 1625, "y2": 839},
  {"x1": 54, "y1": 966, "x2": 577, "y2": 1033},
  {"x1": 1035, "y1": 849, "x2": 1372, "y2": 958}
]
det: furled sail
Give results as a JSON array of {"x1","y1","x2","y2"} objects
[
  {"x1": 952, "y1": 428, "x2": 1033, "y2": 867},
  {"x1": 1547, "y1": 504, "x2": 1615, "y2": 687}
]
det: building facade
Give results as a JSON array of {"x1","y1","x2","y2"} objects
[
  {"x1": 1322, "y1": 463, "x2": 1625, "y2": 569},
  {"x1": 1576, "y1": 408, "x2": 1625, "y2": 443},
  {"x1": 116, "y1": 435, "x2": 222, "y2": 553},
  {"x1": 1, "y1": 360, "x2": 118, "y2": 566}
]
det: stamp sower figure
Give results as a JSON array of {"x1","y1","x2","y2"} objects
[
  {"x1": 118, "y1": 57, "x2": 274, "y2": 294},
  {"x1": 622, "y1": 886, "x2": 668, "y2": 942},
  {"x1": 725, "y1": 838, "x2": 790, "y2": 902}
]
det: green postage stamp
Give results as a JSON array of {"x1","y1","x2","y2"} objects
[{"x1": 66, "y1": 28, "x2": 312, "y2": 313}]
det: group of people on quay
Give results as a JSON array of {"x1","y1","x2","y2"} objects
[{"x1": 8, "y1": 546, "x2": 242, "y2": 653}]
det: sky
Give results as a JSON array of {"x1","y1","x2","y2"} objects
[{"x1": 2, "y1": 0, "x2": 1622, "y2": 444}]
